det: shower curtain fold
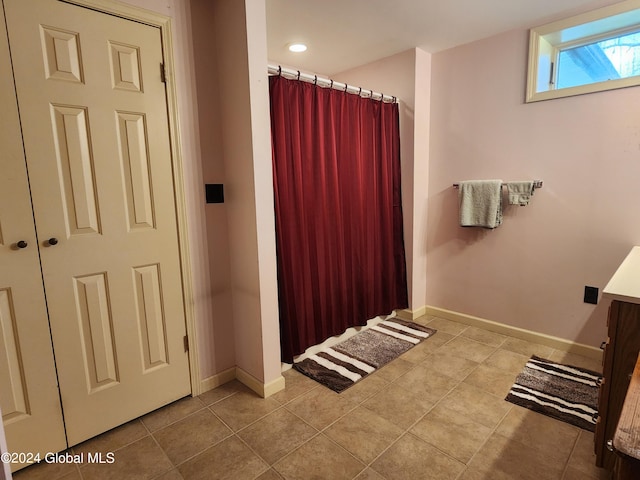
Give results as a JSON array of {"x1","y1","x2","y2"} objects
[{"x1": 269, "y1": 75, "x2": 408, "y2": 363}]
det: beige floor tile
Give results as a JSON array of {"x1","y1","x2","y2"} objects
[
  {"x1": 466, "y1": 432, "x2": 565, "y2": 480},
  {"x1": 256, "y1": 469, "x2": 285, "y2": 480},
  {"x1": 80, "y1": 436, "x2": 173, "y2": 480},
  {"x1": 464, "y1": 363, "x2": 517, "y2": 398},
  {"x1": 412, "y1": 314, "x2": 437, "y2": 326},
  {"x1": 273, "y1": 434, "x2": 365, "y2": 480},
  {"x1": 499, "y1": 337, "x2": 555, "y2": 359},
  {"x1": 12, "y1": 458, "x2": 79, "y2": 480},
  {"x1": 394, "y1": 364, "x2": 460, "y2": 404},
  {"x1": 140, "y1": 396, "x2": 205, "y2": 433},
  {"x1": 153, "y1": 408, "x2": 233, "y2": 465},
  {"x1": 495, "y1": 407, "x2": 579, "y2": 465},
  {"x1": 484, "y1": 348, "x2": 530, "y2": 375},
  {"x1": 177, "y1": 436, "x2": 268, "y2": 480},
  {"x1": 270, "y1": 369, "x2": 319, "y2": 405},
  {"x1": 197, "y1": 380, "x2": 248, "y2": 406},
  {"x1": 439, "y1": 336, "x2": 497, "y2": 363},
  {"x1": 154, "y1": 469, "x2": 184, "y2": 480},
  {"x1": 57, "y1": 471, "x2": 82, "y2": 480},
  {"x1": 417, "y1": 330, "x2": 456, "y2": 352},
  {"x1": 371, "y1": 357, "x2": 415, "y2": 382},
  {"x1": 339, "y1": 371, "x2": 389, "y2": 404},
  {"x1": 354, "y1": 468, "x2": 386, "y2": 480},
  {"x1": 73, "y1": 420, "x2": 148, "y2": 456},
  {"x1": 285, "y1": 385, "x2": 358, "y2": 430},
  {"x1": 424, "y1": 317, "x2": 469, "y2": 336},
  {"x1": 325, "y1": 406, "x2": 404, "y2": 464},
  {"x1": 419, "y1": 350, "x2": 479, "y2": 379},
  {"x1": 562, "y1": 465, "x2": 609, "y2": 480},
  {"x1": 237, "y1": 408, "x2": 317, "y2": 465},
  {"x1": 461, "y1": 326, "x2": 507, "y2": 347},
  {"x1": 442, "y1": 382, "x2": 512, "y2": 429},
  {"x1": 410, "y1": 404, "x2": 492, "y2": 464},
  {"x1": 547, "y1": 351, "x2": 603, "y2": 374},
  {"x1": 458, "y1": 466, "x2": 498, "y2": 480},
  {"x1": 371, "y1": 433, "x2": 465, "y2": 480},
  {"x1": 566, "y1": 430, "x2": 611, "y2": 480},
  {"x1": 209, "y1": 389, "x2": 280, "y2": 431},
  {"x1": 363, "y1": 383, "x2": 434, "y2": 430},
  {"x1": 15, "y1": 320, "x2": 611, "y2": 480},
  {"x1": 399, "y1": 339, "x2": 436, "y2": 364}
]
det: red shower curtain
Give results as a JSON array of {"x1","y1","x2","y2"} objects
[{"x1": 269, "y1": 75, "x2": 408, "y2": 363}]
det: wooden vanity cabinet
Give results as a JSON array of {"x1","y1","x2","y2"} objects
[{"x1": 595, "y1": 300, "x2": 640, "y2": 470}]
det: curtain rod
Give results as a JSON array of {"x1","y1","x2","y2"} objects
[{"x1": 267, "y1": 64, "x2": 397, "y2": 103}]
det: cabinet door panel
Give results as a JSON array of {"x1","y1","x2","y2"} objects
[{"x1": 597, "y1": 301, "x2": 640, "y2": 470}]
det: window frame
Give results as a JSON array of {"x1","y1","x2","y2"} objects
[{"x1": 526, "y1": 0, "x2": 640, "y2": 102}]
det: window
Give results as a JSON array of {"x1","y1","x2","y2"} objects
[{"x1": 526, "y1": 0, "x2": 640, "y2": 102}]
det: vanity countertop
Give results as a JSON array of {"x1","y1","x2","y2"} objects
[{"x1": 604, "y1": 246, "x2": 640, "y2": 305}]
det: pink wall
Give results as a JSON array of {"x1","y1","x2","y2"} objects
[
  {"x1": 203, "y1": 0, "x2": 281, "y2": 383},
  {"x1": 427, "y1": 27, "x2": 640, "y2": 347},
  {"x1": 190, "y1": 0, "x2": 236, "y2": 376}
]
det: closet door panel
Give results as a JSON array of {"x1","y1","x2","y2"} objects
[
  {"x1": 0, "y1": 1, "x2": 66, "y2": 469},
  {"x1": 50, "y1": 104, "x2": 102, "y2": 235},
  {"x1": 4, "y1": 0, "x2": 191, "y2": 446}
]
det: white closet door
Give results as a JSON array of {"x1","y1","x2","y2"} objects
[
  {"x1": 4, "y1": 0, "x2": 191, "y2": 446},
  {"x1": 0, "y1": 2, "x2": 67, "y2": 468}
]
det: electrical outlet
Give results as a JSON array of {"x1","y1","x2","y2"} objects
[{"x1": 584, "y1": 286, "x2": 599, "y2": 305}]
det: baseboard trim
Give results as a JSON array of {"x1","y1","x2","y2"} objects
[
  {"x1": 199, "y1": 366, "x2": 285, "y2": 399},
  {"x1": 199, "y1": 367, "x2": 236, "y2": 394},
  {"x1": 235, "y1": 368, "x2": 286, "y2": 398},
  {"x1": 422, "y1": 305, "x2": 602, "y2": 360},
  {"x1": 396, "y1": 306, "x2": 428, "y2": 321}
]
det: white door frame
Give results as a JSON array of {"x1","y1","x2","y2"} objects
[{"x1": 59, "y1": 0, "x2": 200, "y2": 395}]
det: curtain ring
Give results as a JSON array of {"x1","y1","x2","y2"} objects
[
  {"x1": 393, "y1": 96, "x2": 397, "y2": 103},
  {"x1": 358, "y1": 87, "x2": 362, "y2": 96},
  {"x1": 330, "y1": 79, "x2": 334, "y2": 89},
  {"x1": 344, "y1": 83, "x2": 348, "y2": 92},
  {"x1": 314, "y1": 75, "x2": 317, "y2": 85},
  {"x1": 277, "y1": 65, "x2": 281, "y2": 76},
  {"x1": 296, "y1": 70, "x2": 300, "y2": 81}
]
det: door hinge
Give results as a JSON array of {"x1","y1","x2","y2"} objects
[
  {"x1": 160, "y1": 63, "x2": 167, "y2": 83},
  {"x1": 183, "y1": 335, "x2": 189, "y2": 352}
]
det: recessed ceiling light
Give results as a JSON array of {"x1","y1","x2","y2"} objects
[{"x1": 288, "y1": 43, "x2": 307, "y2": 53}]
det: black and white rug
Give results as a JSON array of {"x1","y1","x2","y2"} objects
[
  {"x1": 505, "y1": 355, "x2": 602, "y2": 431},
  {"x1": 293, "y1": 319, "x2": 437, "y2": 393}
]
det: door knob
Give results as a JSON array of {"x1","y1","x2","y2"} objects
[
  {"x1": 48, "y1": 237, "x2": 58, "y2": 246},
  {"x1": 16, "y1": 240, "x2": 28, "y2": 249}
]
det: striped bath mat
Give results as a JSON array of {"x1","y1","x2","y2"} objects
[
  {"x1": 505, "y1": 355, "x2": 602, "y2": 431},
  {"x1": 293, "y1": 319, "x2": 437, "y2": 393}
]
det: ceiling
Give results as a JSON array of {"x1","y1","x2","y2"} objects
[{"x1": 266, "y1": 0, "x2": 620, "y2": 75}]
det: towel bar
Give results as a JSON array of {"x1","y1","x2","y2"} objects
[{"x1": 452, "y1": 180, "x2": 543, "y2": 189}]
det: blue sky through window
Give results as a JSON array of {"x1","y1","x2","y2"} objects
[{"x1": 557, "y1": 30, "x2": 640, "y2": 89}]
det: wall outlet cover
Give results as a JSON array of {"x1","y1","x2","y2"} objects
[{"x1": 584, "y1": 286, "x2": 599, "y2": 305}]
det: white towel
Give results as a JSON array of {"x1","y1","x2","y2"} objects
[
  {"x1": 458, "y1": 180, "x2": 503, "y2": 229},
  {"x1": 506, "y1": 181, "x2": 536, "y2": 206}
]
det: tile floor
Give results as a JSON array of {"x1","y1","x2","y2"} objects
[{"x1": 13, "y1": 315, "x2": 612, "y2": 480}]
